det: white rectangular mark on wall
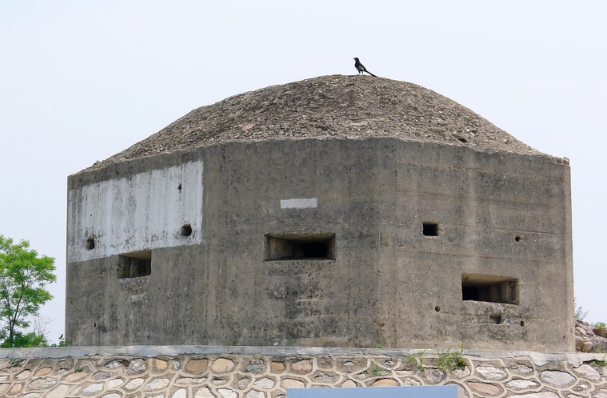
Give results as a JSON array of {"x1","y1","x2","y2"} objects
[
  {"x1": 67, "y1": 160, "x2": 203, "y2": 262},
  {"x1": 280, "y1": 198, "x2": 318, "y2": 209}
]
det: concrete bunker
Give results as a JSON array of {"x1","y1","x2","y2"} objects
[{"x1": 66, "y1": 75, "x2": 574, "y2": 351}]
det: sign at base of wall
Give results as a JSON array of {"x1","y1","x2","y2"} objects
[{"x1": 287, "y1": 385, "x2": 458, "y2": 398}]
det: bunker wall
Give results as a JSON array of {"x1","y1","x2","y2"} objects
[{"x1": 66, "y1": 138, "x2": 573, "y2": 351}]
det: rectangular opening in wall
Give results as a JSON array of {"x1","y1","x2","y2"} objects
[
  {"x1": 423, "y1": 222, "x2": 439, "y2": 236},
  {"x1": 462, "y1": 274, "x2": 518, "y2": 305},
  {"x1": 265, "y1": 233, "x2": 335, "y2": 261},
  {"x1": 118, "y1": 250, "x2": 151, "y2": 278}
]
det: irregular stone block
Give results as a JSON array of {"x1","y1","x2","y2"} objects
[
  {"x1": 316, "y1": 356, "x2": 334, "y2": 370},
  {"x1": 108, "y1": 378, "x2": 124, "y2": 388},
  {"x1": 271, "y1": 362, "x2": 285, "y2": 373},
  {"x1": 337, "y1": 358, "x2": 367, "y2": 373},
  {"x1": 477, "y1": 366, "x2": 508, "y2": 380},
  {"x1": 126, "y1": 359, "x2": 147, "y2": 375},
  {"x1": 245, "y1": 359, "x2": 265, "y2": 374},
  {"x1": 467, "y1": 382, "x2": 502, "y2": 395},
  {"x1": 212, "y1": 358, "x2": 235, "y2": 373},
  {"x1": 281, "y1": 378, "x2": 305, "y2": 389},
  {"x1": 540, "y1": 370, "x2": 576, "y2": 388},
  {"x1": 421, "y1": 369, "x2": 445, "y2": 384},
  {"x1": 291, "y1": 360, "x2": 312, "y2": 374},
  {"x1": 172, "y1": 388, "x2": 187, "y2": 398},
  {"x1": 34, "y1": 368, "x2": 52, "y2": 377},
  {"x1": 509, "y1": 393, "x2": 559, "y2": 398},
  {"x1": 218, "y1": 388, "x2": 237, "y2": 398},
  {"x1": 341, "y1": 380, "x2": 357, "y2": 387},
  {"x1": 17, "y1": 370, "x2": 31, "y2": 380},
  {"x1": 144, "y1": 378, "x2": 170, "y2": 391},
  {"x1": 507, "y1": 379, "x2": 539, "y2": 390},
  {"x1": 574, "y1": 364, "x2": 600, "y2": 381},
  {"x1": 247, "y1": 390, "x2": 266, "y2": 398},
  {"x1": 254, "y1": 377, "x2": 275, "y2": 389},
  {"x1": 28, "y1": 378, "x2": 56, "y2": 390},
  {"x1": 371, "y1": 379, "x2": 398, "y2": 387},
  {"x1": 83, "y1": 382, "x2": 104, "y2": 395},
  {"x1": 125, "y1": 378, "x2": 145, "y2": 390},
  {"x1": 94, "y1": 371, "x2": 112, "y2": 380},
  {"x1": 65, "y1": 372, "x2": 88, "y2": 382},
  {"x1": 155, "y1": 359, "x2": 168, "y2": 371},
  {"x1": 10, "y1": 383, "x2": 22, "y2": 394},
  {"x1": 176, "y1": 377, "x2": 207, "y2": 385},
  {"x1": 103, "y1": 360, "x2": 124, "y2": 370},
  {"x1": 46, "y1": 385, "x2": 70, "y2": 398},
  {"x1": 313, "y1": 371, "x2": 336, "y2": 383},
  {"x1": 237, "y1": 377, "x2": 251, "y2": 390},
  {"x1": 186, "y1": 359, "x2": 208, "y2": 374}
]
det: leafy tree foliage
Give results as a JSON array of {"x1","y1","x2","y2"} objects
[{"x1": 0, "y1": 235, "x2": 56, "y2": 347}]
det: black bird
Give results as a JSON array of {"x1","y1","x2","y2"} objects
[{"x1": 354, "y1": 57, "x2": 377, "y2": 77}]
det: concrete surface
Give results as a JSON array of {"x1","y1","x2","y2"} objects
[{"x1": 66, "y1": 137, "x2": 573, "y2": 351}]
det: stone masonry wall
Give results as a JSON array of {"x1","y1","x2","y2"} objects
[{"x1": 0, "y1": 347, "x2": 606, "y2": 398}]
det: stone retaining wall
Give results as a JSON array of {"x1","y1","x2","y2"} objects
[{"x1": 0, "y1": 347, "x2": 606, "y2": 398}]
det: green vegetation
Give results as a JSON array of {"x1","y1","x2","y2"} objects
[
  {"x1": 594, "y1": 322, "x2": 606, "y2": 328},
  {"x1": 0, "y1": 235, "x2": 57, "y2": 347},
  {"x1": 375, "y1": 344, "x2": 384, "y2": 349},
  {"x1": 438, "y1": 344, "x2": 466, "y2": 372},
  {"x1": 407, "y1": 351, "x2": 425, "y2": 371},
  {"x1": 371, "y1": 365, "x2": 385, "y2": 376},
  {"x1": 574, "y1": 298, "x2": 588, "y2": 322},
  {"x1": 50, "y1": 334, "x2": 67, "y2": 347}
]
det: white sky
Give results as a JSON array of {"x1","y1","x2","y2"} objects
[{"x1": 1, "y1": 1, "x2": 605, "y2": 344}]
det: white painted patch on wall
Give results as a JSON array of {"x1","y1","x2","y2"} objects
[
  {"x1": 67, "y1": 161, "x2": 203, "y2": 262},
  {"x1": 280, "y1": 198, "x2": 318, "y2": 209}
]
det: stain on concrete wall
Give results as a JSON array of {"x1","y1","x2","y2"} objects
[{"x1": 67, "y1": 160, "x2": 203, "y2": 262}]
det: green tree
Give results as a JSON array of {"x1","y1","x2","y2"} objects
[{"x1": 0, "y1": 235, "x2": 56, "y2": 347}]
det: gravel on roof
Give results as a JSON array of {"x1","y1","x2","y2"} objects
[{"x1": 82, "y1": 75, "x2": 543, "y2": 172}]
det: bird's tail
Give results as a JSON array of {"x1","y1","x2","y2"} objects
[{"x1": 366, "y1": 71, "x2": 377, "y2": 77}]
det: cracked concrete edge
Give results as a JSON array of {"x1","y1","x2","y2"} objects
[{"x1": 0, "y1": 346, "x2": 604, "y2": 364}]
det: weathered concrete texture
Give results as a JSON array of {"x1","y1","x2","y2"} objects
[
  {"x1": 67, "y1": 160, "x2": 203, "y2": 262},
  {"x1": 0, "y1": 348, "x2": 605, "y2": 398},
  {"x1": 81, "y1": 75, "x2": 544, "y2": 173},
  {"x1": 67, "y1": 136, "x2": 573, "y2": 351}
]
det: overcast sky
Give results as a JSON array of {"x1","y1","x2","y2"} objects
[{"x1": 1, "y1": 1, "x2": 606, "y2": 344}]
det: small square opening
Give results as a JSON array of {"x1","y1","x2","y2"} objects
[
  {"x1": 462, "y1": 274, "x2": 518, "y2": 305},
  {"x1": 265, "y1": 233, "x2": 335, "y2": 261},
  {"x1": 423, "y1": 222, "x2": 439, "y2": 236},
  {"x1": 118, "y1": 250, "x2": 151, "y2": 278}
]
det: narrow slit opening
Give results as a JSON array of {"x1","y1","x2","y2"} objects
[{"x1": 265, "y1": 233, "x2": 335, "y2": 261}]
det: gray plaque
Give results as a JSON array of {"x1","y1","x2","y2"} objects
[{"x1": 288, "y1": 385, "x2": 458, "y2": 398}]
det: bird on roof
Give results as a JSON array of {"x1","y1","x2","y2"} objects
[{"x1": 354, "y1": 57, "x2": 377, "y2": 77}]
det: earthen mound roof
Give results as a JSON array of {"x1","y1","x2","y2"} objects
[{"x1": 85, "y1": 75, "x2": 543, "y2": 172}]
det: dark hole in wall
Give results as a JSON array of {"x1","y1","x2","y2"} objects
[
  {"x1": 457, "y1": 138, "x2": 468, "y2": 143},
  {"x1": 462, "y1": 274, "x2": 518, "y2": 305},
  {"x1": 86, "y1": 238, "x2": 95, "y2": 250},
  {"x1": 423, "y1": 222, "x2": 439, "y2": 236},
  {"x1": 118, "y1": 250, "x2": 151, "y2": 278},
  {"x1": 265, "y1": 233, "x2": 335, "y2": 261},
  {"x1": 180, "y1": 224, "x2": 192, "y2": 237},
  {"x1": 490, "y1": 313, "x2": 502, "y2": 324}
]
